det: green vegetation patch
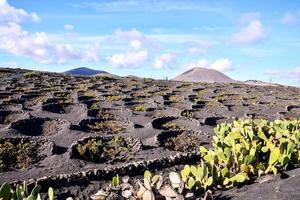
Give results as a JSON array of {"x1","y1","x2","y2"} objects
[
  {"x1": 23, "y1": 72, "x2": 39, "y2": 78},
  {"x1": 87, "y1": 120, "x2": 125, "y2": 134},
  {"x1": 0, "y1": 138, "x2": 37, "y2": 172},
  {"x1": 71, "y1": 136, "x2": 141, "y2": 163}
]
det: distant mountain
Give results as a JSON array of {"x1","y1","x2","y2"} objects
[
  {"x1": 173, "y1": 67, "x2": 235, "y2": 83},
  {"x1": 64, "y1": 67, "x2": 109, "y2": 76}
]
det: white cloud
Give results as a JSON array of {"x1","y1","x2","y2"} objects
[
  {"x1": 0, "y1": 0, "x2": 39, "y2": 24},
  {"x1": 113, "y1": 28, "x2": 162, "y2": 52},
  {"x1": 288, "y1": 67, "x2": 300, "y2": 82},
  {"x1": 82, "y1": 42, "x2": 100, "y2": 62},
  {"x1": 64, "y1": 24, "x2": 74, "y2": 30},
  {"x1": 71, "y1": 1, "x2": 229, "y2": 14},
  {"x1": 0, "y1": 0, "x2": 99, "y2": 64},
  {"x1": 0, "y1": 22, "x2": 81, "y2": 64},
  {"x1": 242, "y1": 48, "x2": 284, "y2": 58},
  {"x1": 231, "y1": 20, "x2": 266, "y2": 44},
  {"x1": 280, "y1": 12, "x2": 298, "y2": 26},
  {"x1": 186, "y1": 58, "x2": 234, "y2": 72},
  {"x1": 238, "y1": 12, "x2": 260, "y2": 25},
  {"x1": 130, "y1": 40, "x2": 142, "y2": 50},
  {"x1": 265, "y1": 67, "x2": 300, "y2": 83},
  {"x1": 107, "y1": 50, "x2": 148, "y2": 68},
  {"x1": 211, "y1": 58, "x2": 233, "y2": 72},
  {"x1": 152, "y1": 27, "x2": 167, "y2": 34},
  {"x1": 114, "y1": 28, "x2": 145, "y2": 41},
  {"x1": 185, "y1": 41, "x2": 212, "y2": 55},
  {"x1": 0, "y1": 61, "x2": 18, "y2": 68},
  {"x1": 153, "y1": 53, "x2": 176, "y2": 69},
  {"x1": 264, "y1": 69, "x2": 281, "y2": 76}
]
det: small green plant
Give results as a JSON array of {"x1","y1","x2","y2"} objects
[
  {"x1": 133, "y1": 105, "x2": 147, "y2": 112},
  {"x1": 92, "y1": 75, "x2": 111, "y2": 81},
  {"x1": 112, "y1": 174, "x2": 120, "y2": 187},
  {"x1": 0, "y1": 183, "x2": 10, "y2": 200},
  {"x1": 75, "y1": 84, "x2": 86, "y2": 92},
  {"x1": 48, "y1": 187, "x2": 54, "y2": 200},
  {"x1": 182, "y1": 110, "x2": 194, "y2": 118},
  {"x1": 180, "y1": 163, "x2": 213, "y2": 190},
  {"x1": 87, "y1": 121, "x2": 124, "y2": 134},
  {"x1": 90, "y1": 103, "x2": 98, "y2": 110},
  {"x1": 23, "y1": 72, "x2": 38, "y2": 78},
  {"x1": 161, "y1": 122, "x2": 181, "y2": 131},
  {"x1": 136, "y1": 170, "x2": 163, "y2": 199},
  {"x1": 169, "y1": 95, "x2": 181, "y2": 103},
  {"x1": 83, "y1": 91, "x2": 96, "y2": 98},
  {"x1": 96, "y1": 109, "x2": 114, "y2": 120},
  {"x1": 106, "y1": 95, "x2": 122, "y2": 102}
]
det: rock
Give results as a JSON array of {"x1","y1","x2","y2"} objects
[
  {"x1": 185, "y1": 192, "x2": 194, "y2": 198},
  {"x1": 121, "y1": 183, "x2": 133, "y2": 198},
  {"x1": 122, "y1": 176, "x2": 130, "y2": 183},
  {"x1": 258, "y1": 174, "x2": 273, "y2": 184},
  {"x1": 122, "y1": 189, "x2": 133, "y2": 198},
  {"x1": 142, "y1": 190, "x2": 155, "y2": 200},
  {"x1": 90, "y1": 189, "x2": 107, "y2": 200},
  {"x1": 137, "y1": 180, "x2": 147, "y2": 199},
  {"x1": 201, "y1": 190, "x2": 213, "y2": 200},
  {"x1": 158, "y1": 185, "x2": 178, "y2": 197},
  {"x1": 137, "y1": 189, "x2": 145, "y2": 199},
  {"x1": 169, "y1": 172, "x2": 181, "y2": 188},
  {"x1": 178, "y1": 182, "x2": 185, "y2": 194},
  {"x1": 175, "y1": 194, "x2": 185, "y2": 200}
]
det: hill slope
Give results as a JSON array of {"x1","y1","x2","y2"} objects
[
  {"x1": 173, "y1": 67, "x2": 235, "y2": 83},
  {"x1": 64, "y1": 67, "x2": 109, "y2": 76}
]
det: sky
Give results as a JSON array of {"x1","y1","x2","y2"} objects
[{"x1": 0, "y1": 0, "x2": 300, "y2": 86}]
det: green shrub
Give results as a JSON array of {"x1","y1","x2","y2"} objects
[
  {"x1": 0, "y1": 139, "x2": 33, "y2": 172},
  {"x1": 23, "y1": 72, "x2": 38, "y2": 78},
  {"x1": 169, "y1": 95, "x2": 181, "y2": 103},
  {"x1": 92, "y1": 75, "x2": 111, "y2": 81},
  {"x1": 74, "y1": 136, "x2": 134, "y2": 163},
  {"x1": 133, "y1": 105, "x2": 147, "y2": 112},
  {"x1": 106, "y1": 95, "x2": 122, "y2": 102}
]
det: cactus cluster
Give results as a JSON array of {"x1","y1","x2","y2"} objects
[
  {"x1": 0, "y1": 182, "x2": 55, "y2": 200},
  {"x1": 180, "y1": 118, "x2": 300, "y2": 191},
  {"x1": 180, "y1": 163, "x2": 213, "y2": 190}
]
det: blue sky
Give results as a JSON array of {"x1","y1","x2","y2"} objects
[{"x1": 0, "y1": 0, "x2": 300, "y2": 86}]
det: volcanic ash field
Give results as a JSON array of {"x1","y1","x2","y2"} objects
[{"x1": 0, "y1": 68, "x2": 299, "y2": 199}]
